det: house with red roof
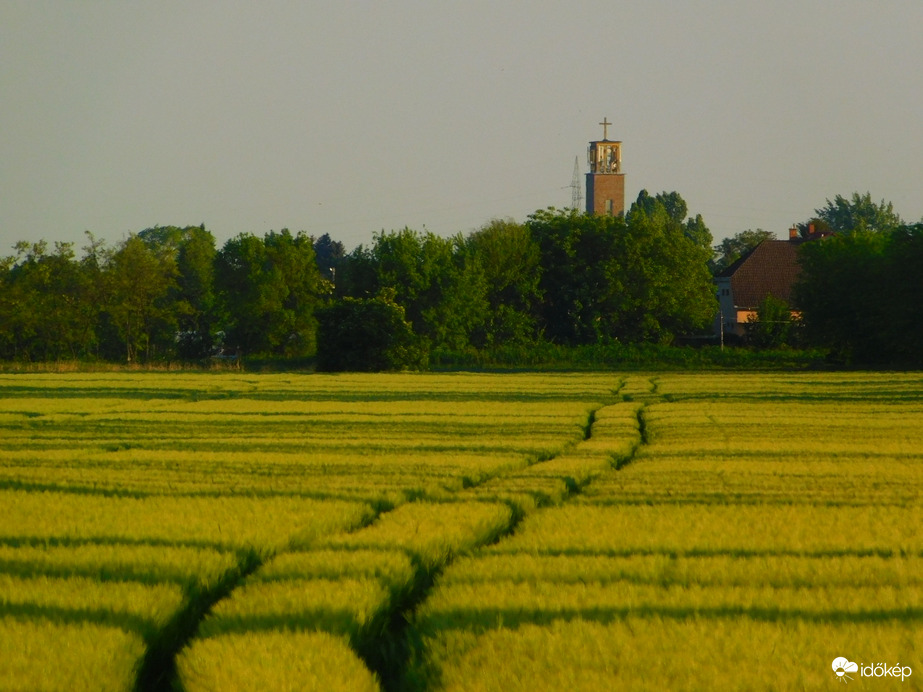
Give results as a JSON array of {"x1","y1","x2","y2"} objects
[{"x1": 714, "y1": 229, "x2": 807, "y2": 340}]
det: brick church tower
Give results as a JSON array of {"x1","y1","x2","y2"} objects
[{"x1": 585, "y1": 118, "x2": 625, "y2": 216}]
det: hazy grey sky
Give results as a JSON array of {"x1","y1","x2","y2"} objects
[{"x1": 2, "y1": 1, "x2": 921, "y2": 254}]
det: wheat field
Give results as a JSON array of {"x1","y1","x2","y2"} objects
[{"x1": 0, "y1": 371, "x2": 919, "y2": 690}]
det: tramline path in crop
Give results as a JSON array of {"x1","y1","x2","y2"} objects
[
  {"x1": 0, "y1": 372, "x2": 625, "y2": 690},
  {"x1": 0, "y1": 372, "x2": 921, "y2": 690}
]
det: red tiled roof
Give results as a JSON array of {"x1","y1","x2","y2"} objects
[{"x1": 720, "y1": 240, "x2": 802, "y2": 309}]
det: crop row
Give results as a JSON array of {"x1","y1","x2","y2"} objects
[
  {"x1": 0, "y1": 491, "x2": 373, "y2": 551},
  {"x1": 0, "y1": 374, "x2": 601, "y2": 507},
  {"x1": 0, "y1": 371, "x2": 622, "y2": 403}
]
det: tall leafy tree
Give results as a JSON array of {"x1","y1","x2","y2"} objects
[
  {"x1": 796, "y1": 221, "x2": 923, "y2": 365},
  {"x1": 0, "y1": 242, "x2": 49, "y2": 360},
  {"x1": 264, "y1": 229, "x2": 324, "y2": 355},
  {"x1": 175, "y1": 226, "x2": 217, "y2": 358},
  {"x1": 884, "y1": 224, "x2": 923, "y2": 363},
  {"x1": 529, "y1": 207, "x2": 636, "y2": 343},
  {"x1": 0, "y1": 241, "x2": 99, "y2": 361},
  {"x1": 683, "y1": 213, "x2": 713, "y2": 252},
  {"x1": 1, "y1": 242, "x2": 51, "y2": 360},
  {"x1": 336, "y1": 243, "x2": 378, "y2": 299},
  {"x1": 529, "y1": 194, "x2": 715, "y2": 345},
  {"x1": 105, "y1": 234, "x2": 178, "y2": 362},
  {"x1": 810, "y1": 192, "x2": 902, "y2": 236},
  {"x1": 527, "y1": 207, "x2": 588, "y2": 343},
  {"x1": 79, "y1": 232, "x2": 114, "y2": 360},
  {"x1": 465, "y1": 218, "x2": 542, "y2": 345},
  {"x1": 0, "y1": 254, "x2": 17, "y2": 358},
  {"x1": 215, "y1": 229, "x2": 323, "y2": 357},
  {"x1": 633, "y1": 190, "x2": 713, "y2": 251},
  {"x1": 635, "y1": 190, "x2": 687, "y2": 224},
  {"x1": 620, "y1": 194, "x2": 716, "y2": 341},
  {"x1": 42, "y1": 241, "x2": 97, "y2": 360},
  {"x1": 137, "y1": 225, "x2": 218, "y2": 358},
  {"x1": 362, "y1": 228, "x2": 487, "y2": 350},
  {"x1": 794, "y1": 231, "x2": 889, "y2": 363}
]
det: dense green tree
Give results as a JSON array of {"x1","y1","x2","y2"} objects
[
  {"x1": 654, "y1": 191, "x2": 687, "y2": 226},
  {"x1": 0, "y1": 254, "x2": 17, "y2": 358},
  {"x1": 530, "y1": 207, "x2": 636, "y2": 343},
  {"x1": 465, "y1": 218, "x2": 542, "y2": 345},
  {"x1": 0, "y1": 257, "x2": 14, "y2": 358},
  {"x1": 215, "y1": 229, "x2": 323, "y2": 357},
  {"x1": 527, "y1": 207, "x2": 590, "y2": 343},
  {"x1": 2, "y1": 243, "x2": 49, "y2": 360},
  {"x1": 683, "y1": 213, "x2": 713, "y2": 252},
  {"x1": 883, "y1": 224, "x2": 923, "y2": 363},
  {"x1": 335, "y1": 243, "x2": 378, "y2": 299},
  {"x1": 621, "y1": 195, "x2": 716, "y2": 341},
  {"x1": 78, "y1": 232, "x2": 114, "y2": 360},
  {"x1": 174, "y1": 226, "x2": 217, "y2": 358},
  {"x1": 794, "y1": 231, "x2": 889, "y2": 363},
  {"x1": 810, "y1": 192, "x2": 902, "y2": 236},
  {"x1": 316, "y1": 292, "x2": 426, "y2": 371},
  {"x1": 135, "y1": 225, "x2": 219, "y2": 358},
  {"x1": 42, "y1": 242, "x2": 98, "y2": 360},
  {"x1": 528, "y1": 194, "x2": 715, "y2": 345},
  {"x1": 369, "y1": 228, "x2": 428, "y2": 324},
  {"x1": 632, "y1": 190, "x2": 713, "y2": 251},
  {"x1": 0, "y1": 240, "x2": 102, "y2": 361},
  {"x1": 634, "y1": 190, "x2": 683, "y2": 222},
  {"x1": 105, "y1": 235, "x2": 178, "y2": 362},
  {"x1": 359, "y1": 228, "x2": 487, "y2": 350},
  {"x1": 793, "y1": 197, "x2": 923, "y2": 364},
  {"x1": 2, "y1": 242, "x2": 55, "y2": 360}
]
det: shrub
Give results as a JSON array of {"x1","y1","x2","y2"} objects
[
  {"x1": 745, "y1": 295, "x2": 798, "y2": 349},
  {"x1": 315, "y1": 295, "x2": 428, "y2": 372}
]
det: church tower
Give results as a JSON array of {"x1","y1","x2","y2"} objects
[{"x1": 585, "y1": 118, "x2": 625, "y2": 216}]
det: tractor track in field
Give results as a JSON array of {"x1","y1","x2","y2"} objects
[
  {"x1": 379, "y1": 384, "x2": 657, "y2": 691},
  {"x1": 352, "y1": 400, "x2": 617, "y2": 692},
  {"x1": 138, "y1": 378, "x2": 657, "y2": 692},
  {"x1": 135, "y1": 548, "x2": 264, "y2": 692},
  {"x1": 136, "y1": 506, "x2": 389, "y2": 691}
]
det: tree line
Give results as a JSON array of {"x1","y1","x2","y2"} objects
[
  {"x1": 793, "y1": 195, "x2": 923, "y2": 366},
  {"x1": 0, "y1": 191, "x2": 715, "y2": 365},
  {"x1": 1, "y1": 190, "x2": 919, "y2": 367}
]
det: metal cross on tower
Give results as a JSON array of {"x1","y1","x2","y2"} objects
[{"x1": 599, "y1": 117, "x2": 611, "y2": 140}]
